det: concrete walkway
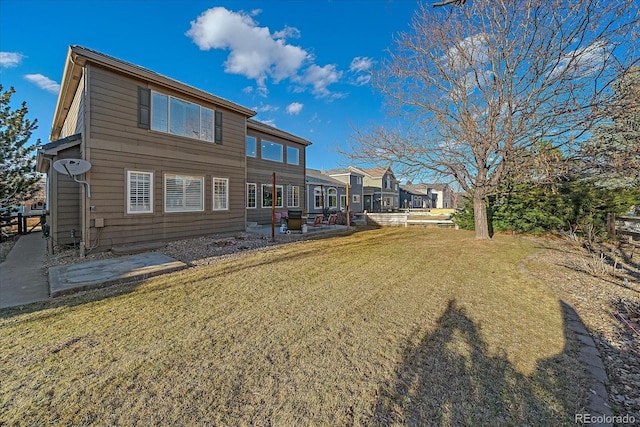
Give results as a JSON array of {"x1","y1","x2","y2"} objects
[
  {"x1": 1, "y1": 232, "x2": 187, "y2": 310},
  {"x1": 0, "y1": 232, "x2": 49, "y2": 308}
]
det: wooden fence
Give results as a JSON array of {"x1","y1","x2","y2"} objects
[
  {"x1": 607, "y1": 213, "x2": 640, "y2": 242},
  {"x1": 0, "y1": 213, "x2": 46, "y2": 242}
]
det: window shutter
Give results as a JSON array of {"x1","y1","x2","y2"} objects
[
  {"x1": 138, "y1": 87, "x2": 151, "y2": 129},
  {"x1": 215, "y1": 111, "x2": 223, "y2": 144}
]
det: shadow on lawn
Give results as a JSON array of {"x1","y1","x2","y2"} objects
[{"x1": 372, "y1": 299, "x2": 587, "y2": 426}]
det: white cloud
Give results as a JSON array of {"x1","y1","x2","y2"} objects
[
  {"x1": 254, "y1": 104, "x2": 279, "y2": 113},
  {"x1": 24, "y1": 73, "x2": 60, "y2": 94},
  {"x1": 354, "y1": 74, "x2": 371, "y2": 86},
  {"x1": 186, "y1": 7, "x2": 343, "y2": 98},
  {"x1": 274, "y1": 26, "x2": 301, "y2": 40},
  {"x1": 256, "y1": 117, "x2": 277, "y2": 127},
  {"x1": 550, "y1": 40, "x2": 611, "y2": 80},
  {"x1": 296, "y1": 64, "x2": 343, "y2": 98},
  {"x1": 444, "y1": 33, "x2": 489, "y2": 72},
  {"x1": 0, "y1": 52, "x2": 25, "y2": 68},
  {"x1": 186, "y1": 7, "x2": 309, "y2": 90},
  {"x1": 286, "y1": 102, "x2": 303, "y2": 115},
  {"x1": 349, "y1": 56, "x2": 373, "y2": 73}
]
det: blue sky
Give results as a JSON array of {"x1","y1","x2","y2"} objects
[{"x1": 0, "y1": 0, "x2": 420, "y2": 170}]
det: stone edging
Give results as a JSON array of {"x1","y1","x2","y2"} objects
[{"x1": 561, "y1": 301, "x2": 613, "y2": 426}]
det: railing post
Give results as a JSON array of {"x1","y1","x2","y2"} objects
[
  {"x1": 607, "y1": 212, "x2": 616, "y2": 238},
  {"x1": 17, "y1": 213, "x2": 23, "y2": 235}
]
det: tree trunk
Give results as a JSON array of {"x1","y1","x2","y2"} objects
[{"x1": 473, "y1": 194, "x2": 491, "y2": 240}]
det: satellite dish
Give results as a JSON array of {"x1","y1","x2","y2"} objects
[
  {"x1": 53, "y1": 158, "x2": 92, "y2": 176},
  {"x1": 52, "y1": 158, "x2": 92, "y2": 198}
]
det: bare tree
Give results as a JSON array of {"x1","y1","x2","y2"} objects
[
  {"x1": 343, "y1": 0, "x2": 639, "y2": 239},
  {"x1": 432, "y1": 0, "x2": 467, "y2": 7}
]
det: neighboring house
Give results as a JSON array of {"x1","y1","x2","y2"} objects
[
  {"x1": 23, "y1": 178, "x2": 47, "y2": 215},
  {"x1": 349, "y1": 166, "x2": 400, "y2": 212},
  {"x1": 305, "y1": 169, "x2": 348, "y2": 215},
  {"x1": 324, "y1": 168, "x2": 365, "y2": 214},
  {"x1": 37, "y1": 45, "x2": 310, "y2": 254},
  {"x1": 400, "y1": 183, "x2": 453, "y2": 209}
]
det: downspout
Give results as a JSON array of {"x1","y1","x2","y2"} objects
[
  {"x1": 42, "y1": 155, "x2": 54, "y2": 254},
  {"x1": 80, "y1": 62, "x2": 90, "y2": 257}
]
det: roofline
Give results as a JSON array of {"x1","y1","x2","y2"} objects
[
  {"x1": 51, "y1": 45, "x2": 257, "y2": 140},
  {"x1": 247, "y1": 119, "x2": 312, "y2": 146},
  {"x1": 37, "y1": 133, "x2": 83, "y2": 173}
]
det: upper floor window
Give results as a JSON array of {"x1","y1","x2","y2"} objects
[
  {"x1": 356, "y1": 176, "x2": 362, "y2": 185},
  {"x1": 261, "y1": 140, "x2": 283, "y2": 162},
  {"x1": 246, "y1": 136, "x2": 257, "y2": 157},
  {"x1": 286, "y1": 147, "x2": 299, "y2": 165},
  {"x1": 384, "y1": 175, "x2": 391, "y2": 189},
  {"x1": 152, "y1": 92, "x2": 215, "y2": 142}
]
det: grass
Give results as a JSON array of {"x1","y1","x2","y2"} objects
[{"x1": 0, "y1": 228, "x2": 587, "y2": 426}]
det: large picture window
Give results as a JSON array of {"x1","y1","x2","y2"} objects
[
  {"x1": 152, "y1": 92, "x2": 215, "y2": 142},
  {"x1": 246, "y1": 183, "x2": 257, "y2": 208},
  {"x1": 261, "y1": 140, "x2": 283, "y2": 162},
  {"x1": 212, "y1": 178, "x2": 229, "y2": 210},
  {"x1": 286, "y1": 147, "x2": 299, "y2": 165},
  {"x1": 127, "y1": 171, "x2": 153, "y2": 214},
  {"x1": 287, "y1": 185, "x2": 299, "y2": 207},
  {"x1": 164, "y1": 174, "x2": 204, "y2": 212},
  {"x1": 262, "y1": 184, "x2": 283, "y2": 208}
]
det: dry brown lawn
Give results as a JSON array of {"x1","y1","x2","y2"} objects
[{"x1": 0, "y1": 228, "x2": 587, "y2": 426}]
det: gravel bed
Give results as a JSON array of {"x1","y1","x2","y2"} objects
[{"x1": 42, "y1": 230, "x2": 328, "y2": 270}]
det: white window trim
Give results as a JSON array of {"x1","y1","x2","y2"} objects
[
  {"x1": 246, "y1": 183, "x2": 257, "y2": 209},
  {"x1": 287, "y1": 185, "x2": 300, "y2": 208},
  {"x1": 151, "y1": 91, "x2": 215, "y2": 142},
  {"x1": 212, "y1": 177, "x2": 229, "y2": 211},
  {"x1": 314, "y1": 186, "x2": 323, "y2": 209},
  {"x1": 262, "y1": 184, "x2": 283, "y2": 208},
  {"x1": 327, "y1": 187, "x2": 338, "y2": 209},
  {"x1": 164, "y1": 174, "x2": 205, "y2": 213},
  {"x1": 127, "y1": 170, "x2": 153, "y2": 214}
]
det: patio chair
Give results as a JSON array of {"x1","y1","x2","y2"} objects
[
  {"x1": 308, "y1": 215, "x2": 324, "y2": 228},
  {"x1": 322, "y1": 214, "x2": 337, "y2": 228}
]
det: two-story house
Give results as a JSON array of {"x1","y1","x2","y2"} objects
[
  {"x1": 37, "y1": 46, "x2": 310, "y2": 255},
  {"x1": 323, "y1": 168, "x2": 365, "y2": 214},
  {"x1": 349, "y1": 166, "x2": 400, "y2": 212}
]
